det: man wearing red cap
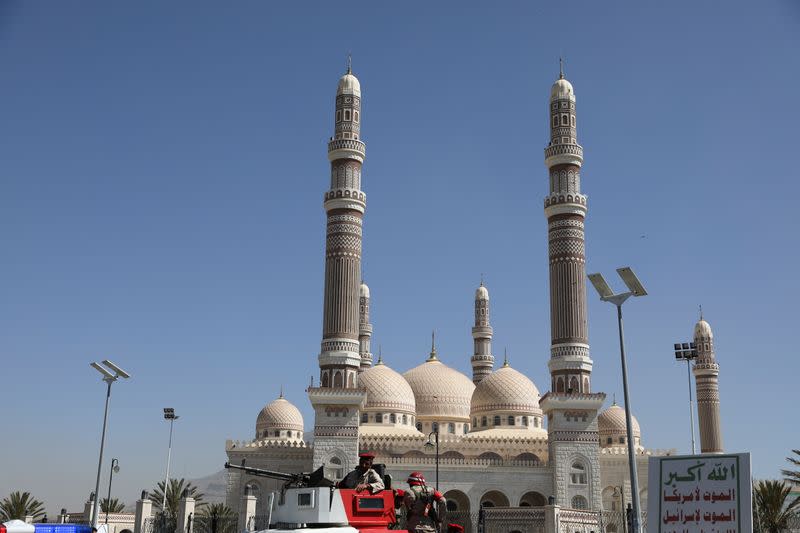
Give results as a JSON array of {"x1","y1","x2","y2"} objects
[
  {"x1": 403, "y1": 471, "x2": 446, "y2": 533},
  {"x1": 338, "y1": 452, "x2": 384, "y2": 493}
]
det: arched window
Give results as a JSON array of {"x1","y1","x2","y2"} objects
[
  {"x1": 493, "y1": 415, "x2": 501, "y2": 426},
  {"x1": 329, "y1": 457, "x2": 343, "y2": 479},
  {"x1": 583, "y1": 377, "x2": 589, "y2": 392},
  {"x1": 619, "y1": 437, "x2": 625, "y2": 444},
  {"x1": 402, "y1": 414, "x2": 408, "y2": 425},
  {"x1": 375, "y1": 412, "x2": 383, "y2": 423},
  {"x1": 287, "y1": 430, "x2": 292, "y2": 438},
  {"x1": 570, "y1": 462, "x2": 587, "y2": 485},
  {"x1": 448, "y1": 423, "x2": 455, "y2": 434},
  {"x1": 569, "y1": 376, "x2": 579, "y2": 392},
  {"x1": 571, "y1": 495, "x2": 588, "y2": 510},
  {"x1": 446, "y1": 501, "x2": 458, "y2": 512},
  {"x1": 390, "y1": 413, "x2": 397, "y2": 423},
  {"x1": 322, "y1": 372, "x2": 330, "y2": 387},
  {"x1": 333, "y1": 371, "x2": 343, "y2": 388},
  {"x1": 508, "y1": 416, "x2": 515, "y2": 426},
  {"x1": 274, "y1": 430, "x2": 280, "y2": 437},
  {"x1": 416, "y1": 422, "x2": 423, "y2": 431},
  {"x1": 463, "y1": 424, "x2": 468, "y2": 434},
  {"x1": 432, "y1": 422, "x2": 439, "y2": 433},
  {"x1": 347, "y1": 372, "x2": 354, "y2": 388},
  {"x1": 361, "y1": 413, "x2": 368, "y2": 423},
  {"x1": 522, "y1": 416, "x2": 529, "y2": 427},
  {"x1": 481, "y1": 416, "x2": 487, "y2": 427},
  {"x1": 556, "y1": 377, "x2": 565, "y2": 393},
  {"x1": 473, "y1": 417, "x2": 477, "y2": 427},
  {"x1": 534, "y1": 417, "x2": 539, "y2": 427}
]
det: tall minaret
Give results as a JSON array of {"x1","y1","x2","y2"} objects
[
  {"x1": 358, "y1": 281, "x2": 373, "y2": 372},
  {"x1": 471, "y1": 281, "x2": 494, "y2": 383},
  {"x1": 308, "y1": 63, "x2": 367, "y2": 476},
  {"x1": 317, "y1": 61, "x2": 367, "y2": 389},
  {"x1": 692, "y1": 315, "x2": 723, "y2": 453},
  {"x1": 539, "y1": 65, "x2": 604, "y2": 511}
]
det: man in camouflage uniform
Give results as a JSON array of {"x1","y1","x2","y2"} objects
[
  {"x1": 402, "y1": 471, "x2": 446, "y2": 533},
  {"x1": 339, "y1": 452, "x2": 385, "y2": 493}
]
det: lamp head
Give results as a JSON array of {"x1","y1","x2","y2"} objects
[{"x1": 616, "y1": 267, "x2": 647, "y2": 297}]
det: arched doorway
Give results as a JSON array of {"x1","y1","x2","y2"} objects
[
  {"x1": 480, "y1": 490, "x2": 510, "y2": 508},
  {"x1": 443, "y1": 490, "x2": 471, "y2": 533},
  {"x1": 519, "y1": 491, "x2": 546, "y2": 507}
]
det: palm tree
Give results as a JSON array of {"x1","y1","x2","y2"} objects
[
  {"x1": 782, "y1": 449, "x2": 800, "y2": 506},
  {"x1": 150, "y1": 478, "x2": 205, "y2": 516},
  {"x1": 196, "y1": 503, "x2": 237, "y2": 533},
  {"x1": 100, "y1": 498, "x2": 126, "y2": 513},
  {"x1": 753, "y1": 480, "x2": 800, "y2": 533},
  {"x1": 0, "y1": 491, "x2": 46, "y2": 522}
]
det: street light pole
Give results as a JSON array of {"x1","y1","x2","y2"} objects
[
  {"x1": 588, "y1": 267, "x2": 647, "y2": 533},
  {"x1": 105, "y1": 458, "x2": 120, "y2": 525},
  {"x1": 424, "y1": 427, "x2": 440, "y2": 490},
  {"x1": 162, "y1": 408, "x2": 179, "y2": 513},
  {"x1": 89, "y1": 360, "x2": 130, "y2": 529},
  {"x1": 674, "y1": 342, "x2": 698, "y2": 454}
]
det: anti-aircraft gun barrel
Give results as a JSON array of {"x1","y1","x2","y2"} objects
[{"x1": 224, "y1": 461, "x2": 332, "y2": 488}]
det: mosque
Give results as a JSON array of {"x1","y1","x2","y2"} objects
[{"x1": 224, "y1": 64, "x2": 725, "y2": 526}]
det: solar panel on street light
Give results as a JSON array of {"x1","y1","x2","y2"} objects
[
  {"x1": 102, "y1": 360, "x2": 131, "y2": 379},
  {"x1": 588, "y1": 273, "x2": 614, "y2": 298},
  {"x1": 90, "y1": 362, "x2": 115, "y2": 380},
  {"x1": 616, "y1": 267, "x2": 647, "y2": 297}
]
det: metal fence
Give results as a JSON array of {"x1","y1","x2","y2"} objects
[
  {"x1": 599, "y1": 510, "x2": 648, "y2": 533},
  {"x1": 143, "y1": 514, "x2": 175, "y2": 533},
  {"x1": 191, "y1": 515, "x2": 237, "y2": 533}
]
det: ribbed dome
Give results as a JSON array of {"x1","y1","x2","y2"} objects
[
  {"x1": 551, "y1": 78, "x2": 574, "y2": 100},
  {"x1": 475, "y1": 284, "x2": 489, "y2": 300},
  {"x1": 598, "y1": 403, "x2": 640, "y2": 443},
  {"x1": 403, "y1": 355, "x2": 475, "y2": 420},
  {"x1": 360, "y1": 360, "x2": 415, "y2": 414},
  {"x1": 694, "y1": 319, "x2": 713, "y2": 340},
  {"x1": 360, "y1": 282, "x2": 370, "y2": 298},
  {"x1": 337, "y1": 72, "x2": 361, "y2": 97},
  {"x1": 471, "y1": 364, "x2": 541, "y2": 415},
  {"x1": 256, "y1": 395, "x2": 304, "y2": 437}
]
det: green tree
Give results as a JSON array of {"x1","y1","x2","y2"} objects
[
  {"x1": 753, "y1": 480, "x2": 800, "y2": 533},
  {"x1": 782, "y1": 449, "x2": 800, "y2": 506},
  {"x1": 150, "y1": 478, "x2": 205, "y2": 516},
  {"x1": 0, "y1": 491, "x2": 46, "y2": 522},
  {"x1": 196, "y1": 503, "x2": 237, "y2": 533},
  {"x1": 100, "y1": 498, "x2": 126, "y2": 513}
]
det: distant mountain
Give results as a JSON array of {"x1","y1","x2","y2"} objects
[{"x1": 189, "y1": 469, "x2": 227, "y2": 504}]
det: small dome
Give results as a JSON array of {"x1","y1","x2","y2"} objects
[
  {"x1": 471, "y1": 365, "x2": 542, "y2": 415},
  {"x1": 337, "y1": 72, "x2": 361, "y2": 97},
  {"x1": 551, "y1": 78, "x2": 574, "y2": 100},
  {"x1": 403, "y1": 356, "x2": 475, "y2": 421},
  {"x1": 475, "y1": 284, "x2": 489, "y2": 300},
  {"x1": 256, "y1": 395, "x2": 304, "y2": 437},
  {"x1": 598, "y1": 403, "x2": 641, "y2": 445},
  {"x1": 360, "y1": 360, "x2": 415, "y2": 414},
  {"x1": 360, "y1": 282, "x2": 370, "y2": 298},
  {"x1": 694, "y1": 319, "x2": 713, "y2": 340}
]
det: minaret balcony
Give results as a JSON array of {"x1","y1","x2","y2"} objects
[
  {"x1": 544, "y1": 144, "x2": 583, "y2": 168},
  {"x1": 328, "y1": 138, "x2": 366, "y2": 162}
]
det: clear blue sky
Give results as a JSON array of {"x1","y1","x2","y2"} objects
[{"x1": 1, "y1": 0, "x2": 798, "y2": 515}]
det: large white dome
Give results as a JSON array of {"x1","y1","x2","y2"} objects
[
  {"x1": 360, "y1": 360, "x2": 415, "y2": 414},
  {"x1": 255, "y1": 395, "x2": 304, "y2": 438},
  {"x1": 471, "y1": 364, "x2": 542, "y2": 416},
  {"x1": 403, "y1": 354, "x2": 474, "y2": 421},
  {"x1": 694, "y1": 319, "x2": 713, "y2": 340}
]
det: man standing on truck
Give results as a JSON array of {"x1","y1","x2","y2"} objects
[
  {"x1": 403, "y1": 471, "x2": 446, "y2": 533},
  {"x1": 339, "y1": 451, "x2": 384, "y2": 493}
]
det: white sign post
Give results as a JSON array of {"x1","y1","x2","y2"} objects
[{"x1": 647, "y1": 453, "x2": 752, "y2": 533}]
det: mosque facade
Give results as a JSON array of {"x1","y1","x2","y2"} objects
[{"x1": 224, "y1": 65, "x2": 724, "y2": 525}]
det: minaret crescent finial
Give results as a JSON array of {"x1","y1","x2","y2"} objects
[
  {"x1": 480, "y1": 273, "x2": 484, "y2": 287},
  {"x1": 377, "y1": 345, "x2": 383, "y2": 364},
  {"x1": 612, "y1": 393, "x2": 617, "y2": 406},
  {"x1": 279, "y1": 384, "x2": 284, "y2": 398},
  {"x1": 699, "y1": 304, "x2": 703, "y2": 321},
  {"x1": 347, "y1": 52, "x2": 352, "y2": 74},
  {"x1": 503, "y1": 347, "x2": 509, "y2": 367},
  {"x1": 559, "y1": 57, "x2": 564, "y2": 79},
  {"x1": 428, "y1": 330, "x2": 438, "y2": 360}
]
